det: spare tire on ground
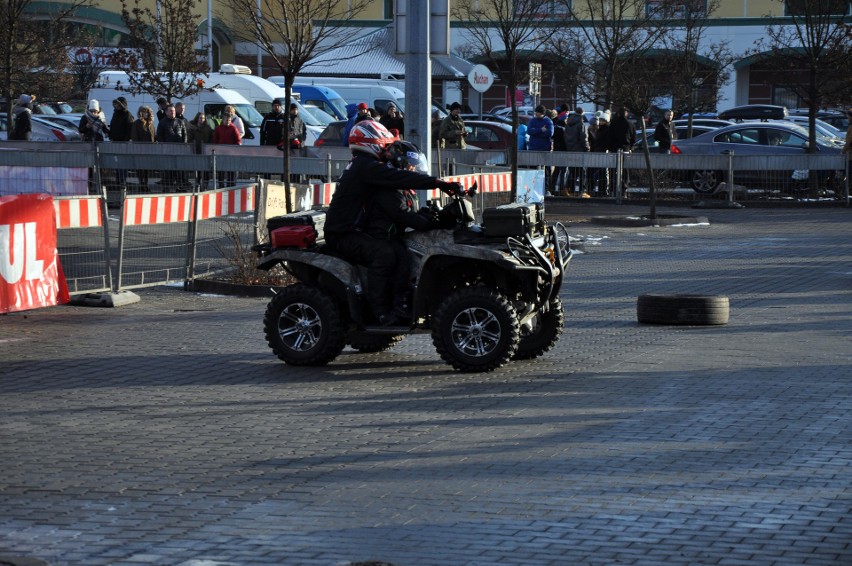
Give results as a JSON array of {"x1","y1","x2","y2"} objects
[{"x1": 637, "y1": 294, "x2": 730, "y2": 325}]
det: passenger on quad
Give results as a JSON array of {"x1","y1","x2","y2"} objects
[
  {"x1": 324, "y1": 121, "x2": 461, "y2": 326},
  {"x1": 362, "y1": 140, "x2": 441, "y2": 320}
]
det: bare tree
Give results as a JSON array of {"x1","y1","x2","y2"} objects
[
  {"x1": 225, "y1": 0, "x2": 372, "y2": 213},
  {"x1": 453, "y1": 0, "x2": 555, "y2": 200},
  {"x1": 663, "y1": 0, "x2": 732, "y2": 137},
  {"x1": 549, "y1": 0, "x2": 668, "y2": 112},
  {"x1": 112, "y1": 0, "x2": 209, "y2": 102},
  {"x1": 0, "y1": 0, "x2": 93, "y2": 126},
  {"x1": 756, "y1": 0, "x2": 852, "y2": 152}
]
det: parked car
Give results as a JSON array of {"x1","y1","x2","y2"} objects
[
  {"x1": 38, "y1": 114, "x2": 82, "y2": 132},
  {"x1": 313, "y1": 120, "x2": 346, "y2": 148},
  {"x1": 494, "y1": 106, "x2": 536, "y2": 122},
  {"x1": 463, "y1": 120, "x2": 514, "y2": 150},
  {"x1": 0, "y1": 113, "x2": 81, "y2": 142},
  {"x1": 718, "y1": 104, "x2": 787, "y2": 122},
  {"x1": 672, "y1": 118, "x2": 733, "y2": 130},
  {"x1": 784, "y1": 115, "x2": 845, "y2": 140},
  {"x1": 302, "y1": 104, "x2": 337, "y2": 126},
  {"x1": 670, "y1": 121, "x2": 841, "y2": 193},
  {"x1": 460, "y1": 113, "x2": 512, "y2": 125},
  {"x1": 634, "y1": 125, "x2": 717, "y2": 151},
  {"x1": 788, "y1": 108, "x2": 849, "y2": 131}
]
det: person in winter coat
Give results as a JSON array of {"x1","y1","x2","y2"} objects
[
  {"x1": 607, "y1": 107, "x2": 636, "y2": 194},
  {"x1": 653, "y1": 109, "x2": 676, "y2": 153},
  {"x1": 10, "y1": 94, "x2": 36, "y2": 141},
  {"x1": 439, "y1": 102, "x2": 467, "y2": 149},
  {"x1": 379, "y1": 103, "x2": 405, "y2": 138},
  {"x1": 213, "y1": 113, "x2": 241, "y2": 186},
  {"x1": 109, "y1": 97, "x2": 134, "y2": 141},
  {"x1": 324, "y1": 120, "x2": 461, "y2": 326},
  {"x1": 78, "y1": 99, "x2": 110, "y2": 142},
  {"x1": 108, "y1": 97, "x2": 135, "y2": 187},
  {"x1": 607, "y1": 107, "x2": 636, "y2": 153},
  {"x1": 156, "y1": 104, "x2": 188, "y2": 188},
  {"x1": 131, "y1": 105, "x2": 156, "y2": 190},
  {"x1": 526, "y1": 105, "x2": 554, "y2": 151},
  {"x1": 563, "y1": 107, "x2": 591, "y2": 193},
  {"x1": 591, "y1": 110, "x2": 611, "y2": 194},
  {"x1": 551, "y1": 109, "x2": 568, "y2": 193},
  {"x1": 342, "y1": 102, "x2": 370, "y2": 146},
  {"x1": 10, "y1": 94, "x2": 34, "y2": 141},
  {"x1": 188, "y1": 112, "x2": 213, "y2": 188},
  {"x1": 285, "y1": 103, "x2": 307, "y2": 153},
  {"x1": 260, "y1": 98, "x2": 286, "y2": 146}
]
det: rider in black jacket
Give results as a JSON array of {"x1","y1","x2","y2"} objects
[
  {"x1": 362, "y1": 141, "x2": 439, "y2": 317},
  {"x1": 325, "y1": 122, "x2": 459, "y2": 325}
]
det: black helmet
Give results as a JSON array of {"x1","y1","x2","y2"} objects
[{"x1": 388, "y1": 140, "x2": 428, "y2": 173}]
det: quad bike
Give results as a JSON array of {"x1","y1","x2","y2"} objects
[{"x1": 254, "y1": 184, "x2": 572, "y2": 372}]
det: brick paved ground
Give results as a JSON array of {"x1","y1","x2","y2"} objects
[{"x1": 1, "y1": 203, "x2": 850, "y2": 566}]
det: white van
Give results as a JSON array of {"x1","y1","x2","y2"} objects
[
  {"x1": 90, "y1": 71, "x2": 264, "y2": 145},
  {"x1": 278, "y1": 76, "x2": 406, "y2": 115},
  {"x1": 206, "y1": 65, "x2": 325, "y2": 145}
]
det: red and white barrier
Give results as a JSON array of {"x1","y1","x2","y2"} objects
[
  {"x1": 122, "y1": 185, "x2": 256, "y2": 226},
  {"x1": 54, "y1": 196, "x2": 103, "y2": 229},
  {"x1": 195, "y1": 185, "x2": 255, "y2": 221},
  {"x1": 478, "y1": 172, "x2": 512, "y2": 193},
  {"x1": 312, "y1": 183, "x2": 336, "y2": 207}
]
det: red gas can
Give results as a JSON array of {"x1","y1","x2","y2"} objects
[{"x1": 271, "y1": 225, "x2": 317, "y2": 249}]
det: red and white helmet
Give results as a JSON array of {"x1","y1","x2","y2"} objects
[{"x1": 348, "y1": 120, "x2": 396, "y2": 159}]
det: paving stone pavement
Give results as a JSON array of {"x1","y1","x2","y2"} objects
[{"x1": 1, "y1": 203, "x2": 850, "y2": 566}]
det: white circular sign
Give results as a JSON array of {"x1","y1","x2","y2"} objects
[{"x1": 468, "y1": 65, "x2": 494, "y2": 93}]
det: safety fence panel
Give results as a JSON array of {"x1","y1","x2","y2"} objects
[
  {"x1": 116, "y1": 184, "x2": 258, "y2": 290},
  {"x1": 53, "y1": 195, "x2": 113, "y2": 295}
]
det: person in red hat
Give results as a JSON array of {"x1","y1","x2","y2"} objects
[{"x1": 343, "y1": 102, "x2": 372, "y2": 146}]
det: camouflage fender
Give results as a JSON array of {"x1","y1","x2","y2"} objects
[{"x1": 257, "y1": 249, "x2": 362, "y2": 290}]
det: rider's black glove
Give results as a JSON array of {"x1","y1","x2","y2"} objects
[
  {"x1": 436, "y1": 180, "x2": 463, "y2": 196},
  {"x1": 418, "y1": 207, "x2": 441, "y2": 229}
]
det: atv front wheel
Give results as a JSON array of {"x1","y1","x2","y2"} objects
[
  {"x1": 347, "y1": 332, "x2": 405, "y2": 353},
  {"x1": 264, "y1": 284, "x2": 346, "y2": 366},
  {"x1": 513, "y1": 298, "x2": 564, "y2": 360},
  {"x1": 432, "y1": 287, "x2": 520, "y2": 372}
]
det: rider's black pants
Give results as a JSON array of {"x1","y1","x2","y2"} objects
[{"x1": 326, "y1": 231, "x2": 397, "y2": 317}]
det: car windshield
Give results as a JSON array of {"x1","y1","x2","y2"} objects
[
  {"x1": 234, "y1": 104, "x2": 264, "y2": 128},
  {"x1": 784, "y1": 122, "x2": 836, "y2": 147},
  {"x1": 327, "y1": 97, "x2": 348, "y2": 119},
  {"x1": 304, "y1": 105, "x2": 336, "y2": 125}
]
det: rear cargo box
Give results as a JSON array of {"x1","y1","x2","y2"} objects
[
  {"x1": 271, "y1": 225, "x2": 317, "y2": 249},
  {"x1": 266, "y1": 209, "x2": 326, "y2": 241},
  {"x1": 482, "y1": 202, "x2": 544, "y2": 238}
]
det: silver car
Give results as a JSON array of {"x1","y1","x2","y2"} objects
[{"x1": 670, "y1": 122, "x2": 841, "y2": 193}]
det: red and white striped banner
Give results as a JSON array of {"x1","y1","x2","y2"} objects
[
  {"x1": 196, "y1": 185, "x2": 256, "y2": 221},
  {"x1": 312, "y1": 183, "x2": 336, "y2": 206},
  {"x1": 122, "y1": 185, "x2": 256, "y2": 226},
  {"x1": 478, "y1": 172, "x2": 512, "y2": 193},
  {"x1": 54, "y1": 196, "x2": 103, "y2": 229}
]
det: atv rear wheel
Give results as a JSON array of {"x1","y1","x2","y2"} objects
[
  {"x1": 513, "y1": 298, "x2": 564, "y2": 360},
  {"x1": 347, "y1": 332, "x2": 405, "y2": 353},
  {"x1": 432, "y1": 287, "x2": 520, "y2": 373},
  {"x1": 264, "y1": 284, "x2": 346, "y2": 366}
]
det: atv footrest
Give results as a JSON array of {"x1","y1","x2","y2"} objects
[{"x1": 362, "y1": 325, "x2": 412, "y2": 334}]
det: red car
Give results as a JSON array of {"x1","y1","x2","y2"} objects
[{"x1": 463, "y1": 120, "x2": 515, "y2": 150}]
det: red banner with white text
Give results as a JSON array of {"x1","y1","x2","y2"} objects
[{"x1": 1, "y1": 194, "x2": 70, "y2": 313}]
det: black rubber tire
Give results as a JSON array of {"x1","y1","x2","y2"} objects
[
  {"x1": 264, "y1": 284, "x2": 346, "y2": 366},
  {"x1": 431, "y1": 287, "x2": 520, "y2": 373},
  {"x1": 346, "y1": 332, "x2": 405, "y2": 353},
  {"x1": 513, "y1": 298, "x2": 564, "y2": 360},
  {"x1": 691, "y1": 170, "x2": 722, "y2": 194},
  {"x1": 637, "y1": 294, "x2": 730, "y2": 325}
]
